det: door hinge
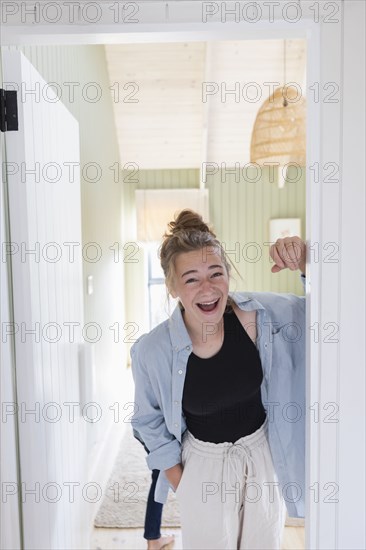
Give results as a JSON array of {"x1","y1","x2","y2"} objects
[{"x1": 0, "y1": 89, "x2": 19, "y2": 132}]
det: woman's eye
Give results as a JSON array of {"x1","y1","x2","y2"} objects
[{"x1": 184, "y1": 272, "x2": 222, "y2": 283}]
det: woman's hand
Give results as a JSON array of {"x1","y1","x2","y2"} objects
[
  {"x1": 165, "y1": 463, "x2": 183, "y2": 492},
  {"x1": 269, "y1": 236, "x2": 306, "y2": 275}
]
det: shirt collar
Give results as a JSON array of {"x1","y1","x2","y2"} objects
[
  {"x1": 230, "y1": 291, "x2": 266, "y2": 312},
  {"x1": 168, "y1": 292, "x2": 265, "y2": 351}
]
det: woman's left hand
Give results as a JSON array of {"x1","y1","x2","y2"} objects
[{"x1": 269, "y1": 236, "x2": 306, "y2": 275}]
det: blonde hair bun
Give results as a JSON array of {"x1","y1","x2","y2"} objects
[{"x1": 166, "y1": 209, "x2": 216, "y2": 238}]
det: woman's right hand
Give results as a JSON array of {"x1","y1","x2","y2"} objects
[
  {"x1": 165, "y1": 463, "x2": 183, "y2": 492},
  {"x1": 269, "y1": 236, "x2": 306, "y2": 275}
]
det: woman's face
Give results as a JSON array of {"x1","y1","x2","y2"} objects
[{"x1": 170, "y1": 246, "x2": 230, "y2": 332}]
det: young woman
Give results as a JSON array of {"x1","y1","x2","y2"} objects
[{"x1": 131, "y1": 210, "x2": 306, "y2": 550}]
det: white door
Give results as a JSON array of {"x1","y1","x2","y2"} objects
[{"x1": 2, "y1": 50, "x2": 89, "y2": 549}]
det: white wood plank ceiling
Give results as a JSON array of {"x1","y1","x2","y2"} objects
[{"x1": 104, "y1": 39, "x2": 306, "y2": 170}]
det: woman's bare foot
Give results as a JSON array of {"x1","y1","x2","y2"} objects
[{"x1": 147, "y1": 534, "x2": 175, "y2": 550}]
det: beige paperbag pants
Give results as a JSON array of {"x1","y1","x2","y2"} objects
[{"x1": 175, "y1": 416, "x2": 287, "y2": 550}]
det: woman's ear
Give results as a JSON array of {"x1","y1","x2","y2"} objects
[{"x1": 169, "y1": 286, "x2": 178, "y2": 299}]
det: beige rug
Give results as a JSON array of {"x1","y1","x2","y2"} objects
[{"x1": 94, "y1": 426, "x2": 181, "y2": 528}]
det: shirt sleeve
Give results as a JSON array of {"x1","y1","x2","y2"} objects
[{"x1": 130, "y1": 340, "x2": 182, "y2": 472}]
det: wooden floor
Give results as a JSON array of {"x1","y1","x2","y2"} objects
[{"x1": 92, "y1": 525, "x2": 305, "y2": 550}]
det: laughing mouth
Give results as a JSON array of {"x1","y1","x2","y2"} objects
[{"x1": 197, "y1": 298, "x2": 220, "y2": 312}]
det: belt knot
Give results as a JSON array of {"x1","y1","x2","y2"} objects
[{"x1": 225, "y1": 441, "x2": 257, "y2": 489}]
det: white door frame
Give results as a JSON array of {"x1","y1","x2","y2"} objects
[{"x1": 2, "y1": 2, "x2": 365, "y2": 549}]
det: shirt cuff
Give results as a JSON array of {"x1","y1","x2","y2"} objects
[{"x1": 145, "y1": 438, "x2": 182, "y2": 471}]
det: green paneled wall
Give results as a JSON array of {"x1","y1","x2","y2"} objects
[
  {"x1": 207, "y1": 166, "x2": 306, "y2": 295},
  {"x1": 136, "y1": 169, "x2": 199, "y2": 189}
]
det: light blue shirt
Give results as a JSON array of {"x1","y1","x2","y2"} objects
[{"x1": 131, "y1": 274, "x2": 306, "y2": 518}]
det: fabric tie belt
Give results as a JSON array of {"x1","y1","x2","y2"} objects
[{"x1": 224, "y1": 441, "x2": 257, "y2": 508}]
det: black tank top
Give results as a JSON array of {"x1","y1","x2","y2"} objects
[{"x1": 182, "y1": 309, "x2": 267, "y2": 443}]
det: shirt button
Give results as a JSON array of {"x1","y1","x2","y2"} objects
[
  {"x1": 174, "y1": 401, "x2": 179, "y2": 405},
  {"x1": 174, "y1": 423, "x2": 178, "y2": 427},
  {"x1": 186, "y1": 345, "x2": 190, "y2": 350},
  {"x1": 264, "y1": 343, "x2": 268, "y2": 348},
  {"x1": 178, "y1": 369, "x2": 183, "y2": 374}
]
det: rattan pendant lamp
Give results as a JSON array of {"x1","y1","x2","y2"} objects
[{"x1": 250, "y1": 40, "x2": 306, "y2": 189}]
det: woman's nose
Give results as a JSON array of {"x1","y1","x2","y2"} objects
[{"x1": 200, "y1": 279, "x2": 214, "y2": 291}]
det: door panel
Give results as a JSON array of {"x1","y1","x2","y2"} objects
[{"x1": 2, "y1": 50, "x2": 88, "y2": 549}]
